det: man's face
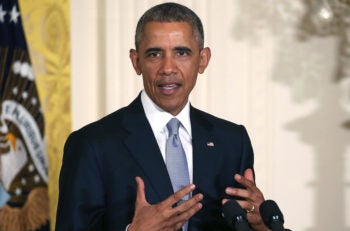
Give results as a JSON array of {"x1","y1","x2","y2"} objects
[{"x1": 130, "y1": 21, "x2": 211, "y2": 115}]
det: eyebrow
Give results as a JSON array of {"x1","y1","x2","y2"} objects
[
  {"x1": 174, "y1": 46, "x2": 193, "y2": 54},
  {"x1": 144, "y1": 46, "x2": 193, "y2": 54}
]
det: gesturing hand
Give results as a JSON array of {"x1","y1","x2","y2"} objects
[
  {"x1": 223, "y1": 169, "x2": 269, "y2": 231},
  {"x1": 128, "y1": 177, "x2": 203, "y2": 231}
]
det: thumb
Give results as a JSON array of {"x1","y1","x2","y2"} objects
[
  {"x1": 244, "y1": 168, "x2": 255, "y2": 183},
  {"x1": 135, "y1": 176, "x2": 148, "y2": 208}
]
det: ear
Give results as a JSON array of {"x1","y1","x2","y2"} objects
[
  {"x1": 129, "y1": 49, "x2": 142, "y2": 75},
  {"x1": 198, "y1": 47, "x2": 211, "y2": 74}
]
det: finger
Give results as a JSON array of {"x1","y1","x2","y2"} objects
[
  {"x1": 135, "y1": 176, "x2": 148, "y2": 207},
  {"x1": 243, "y1": 168, "x2": 254, "y2": 183},
  {"x1": 235, "y1": 200, "x2": 255, "y2": 212},
  {"x1": 161, "y1": 184, "x2": 196, "y2": 208},
  {"x1": 222, "y1": 198, "x2": 229, "y2": 205},
  {"x1": 222, "y1": 199, "x2": 254, "y2": 214},
  {"x1": 174, "y1": 203, "x2": 202, "y2": 226},
  {"x1": 226, "y1": 184, "x2": 264, "y2": 204},
  {"x1": 173, "y1": 193, "x2": 203, "y2": 213},
  {"x1": 236, "y1": 173, "x2": 265, "y2": 202},
  {"x1": 225, "y1": 187, "x2": 250, "y2": 199},
  {"x1": 234, "y1": 173, "x2": 255, "y2": 190},
  {"x1": 171, "y1": 195, "x2": 203, "y2": 224}
]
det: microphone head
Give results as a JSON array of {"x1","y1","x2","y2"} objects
[
  {"x1": 222, "y1": 200, "x2": 248, "y2": 228},
  {"x1": 259, "y1": 200, "x2": 284, "y2": 229}
]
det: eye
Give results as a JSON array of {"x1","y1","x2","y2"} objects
[
  {"x1": 145, "y1": 48, "x2": 162, "y2": 58},
  {"x1": 177, "y1": 50, "x2": 188, "y2": 56},
  {"x1": 147, "y1": 51, "x2": 160, "y2": 57},
  {"x1": 175, "y1": 48, "x2": 192, "y2": 57}
]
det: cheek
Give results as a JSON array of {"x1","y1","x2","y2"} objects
[
  {"x1": 188, "y1": 78, "x2": 198, "y2": 91},
  {"x1": 142, "y1": 76, "x2": 152, "y2": 88},
  {"x1": 142, "y1": 64, "x2": 160, "y2": 79},
  {"x1": 182, "y1": 67, "x2": 199, "y2": 86},
  {"x1": 142, "y1": 74, "x2": 157, "y2": 92}
]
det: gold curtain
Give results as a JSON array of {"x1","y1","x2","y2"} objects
[{"x1": 18, "y1": 0, "x2": 71, "y2": 230}]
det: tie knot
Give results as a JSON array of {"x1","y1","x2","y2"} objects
[{"x1": 166, "y1": 118, "x2": 180, "y2": 136}]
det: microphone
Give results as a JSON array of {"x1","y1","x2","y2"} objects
[
  {"x1": 259, "y1": 200, "x2": 291, "y2": 231},
  {"x1": 222, "y1": 200, "x2": 252, "y2": 231}
]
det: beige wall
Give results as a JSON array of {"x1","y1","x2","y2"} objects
[{"x1": 71, "y1": 0, "x2": 350, "y2": 230}]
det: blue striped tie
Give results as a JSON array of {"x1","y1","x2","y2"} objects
[{"x1": 166, "y1": 118, "x2": 190, "y2": 231}]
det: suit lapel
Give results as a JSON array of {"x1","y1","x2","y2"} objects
[
  {"x1": 121, "y1": 97, "x2": 219, "y2": 203},
  {"x1": 190, "y1": 107, "x2": 219, "y2": 191},
  {"x1": 122, "y1": 96, "x2": 174, "y2": 202}
]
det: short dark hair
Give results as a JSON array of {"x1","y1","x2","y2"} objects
[{"x1": 134, "y1": 2, "x2": 204, "y2": 51}]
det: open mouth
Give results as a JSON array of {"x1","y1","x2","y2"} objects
[
  {"x1": 160, "y1": 83, "x2": 179, "y2": 89},
  {"x1": 158, "y1": 83, "x2": 181, "y2": 95}
]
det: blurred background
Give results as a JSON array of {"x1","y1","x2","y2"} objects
[{"x1": 12, "y1": 0, "x2": 350, "y2": 230}]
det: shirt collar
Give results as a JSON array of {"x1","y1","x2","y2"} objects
[{"x1": 141, "y1": 90, "x2": 192, "y2": 137}]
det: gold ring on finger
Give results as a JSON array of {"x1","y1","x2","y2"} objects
[{"x1": 246, "y1": 204, "x2": 255, "y2": 213}]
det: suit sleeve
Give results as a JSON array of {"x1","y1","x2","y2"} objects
[
  {"x1": 55, "y1": 131, "x2": 106, "y2": 231},
  {"x1": 239, "y1": 125, "x2": 255, "y2": 178}
]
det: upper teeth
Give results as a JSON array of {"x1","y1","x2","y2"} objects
[{"x1": 164, "y1": 84, "x2": 176, "y2": 89}]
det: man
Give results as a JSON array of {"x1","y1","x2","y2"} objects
[{"x1": 56, "y1": 2, "x2": 267, "y2": 231}]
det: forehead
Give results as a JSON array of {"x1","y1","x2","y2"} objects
[{"x1": 140, "y1": 21, "x2": 196, "y2": 46}]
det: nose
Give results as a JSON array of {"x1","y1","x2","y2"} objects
[{"x1": 160, "y1": 54, "x2": 177, "y2": 75}]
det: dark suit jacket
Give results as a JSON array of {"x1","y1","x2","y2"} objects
[{"x1": 56, "y1": 94, "x2": 254, "y2": 231}]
